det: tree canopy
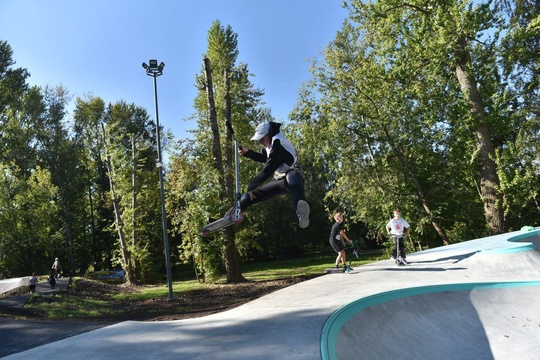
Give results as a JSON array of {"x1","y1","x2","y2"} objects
[{"x1": 1, "y1": 1, "x2": 538, "y2": 280}]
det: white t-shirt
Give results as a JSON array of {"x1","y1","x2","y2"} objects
[{"x1": 386, "y1": 217, "x2": 410, "y2": 236}]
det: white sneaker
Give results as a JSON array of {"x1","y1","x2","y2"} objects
[
  {"x1": 296, "y1": 200, "x2": 310, "y2": 228},
  {"x1": 402, "y1": 259, "x2": 408, "y2": 265}
]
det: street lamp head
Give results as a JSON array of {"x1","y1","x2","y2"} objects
[{"x1": 143, "y1": 59, "x2": 164, "y2": 77}]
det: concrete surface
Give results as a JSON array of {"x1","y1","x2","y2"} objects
[
  {"x1": 0, "y1": 318, "x2": 112, "y2": 358},
  {"x1": 0, "y1": 277, "x2": 112, "y2": 358},
  {"x1": 0, "y1": 276, "x2": 70, "y2": 308},
  {"x1": 0, "y1": 279, "x2": 27, "y2": 295},
  {"x1": 2, "y1": 229, "x2": 540, "y2": 360}
]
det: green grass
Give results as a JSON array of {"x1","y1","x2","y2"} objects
[
  {"x1": 26, "y1": 293, "x2": 118, "y2": 319},
  {"x1": 240, "y1": 252, "x2": 381, "y2": 281},
  {"x1": 111, "y1": 280, "x2": 212, "y2": 301},
  {"x1": 119, "y1": 250, "x2": 383, "y2": 299},
  {"x1": 22, "y1": 250, "x2": 383, "y2": 320}
]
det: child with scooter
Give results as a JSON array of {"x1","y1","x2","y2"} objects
[
  {"x1": 329, "y1": 212, "x2": 354, "y2": 270},
  {"x1": 386, "y1": 209, "x2": 411, "y2": 265}
]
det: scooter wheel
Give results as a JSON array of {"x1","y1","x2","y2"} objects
[{"x1": 232, "y1": 211, "x2": 244, "y2": 223}]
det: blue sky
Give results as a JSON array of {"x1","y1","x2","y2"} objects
[{"x1": 0, "y1": 0, "x2": 348, "y2": 144}]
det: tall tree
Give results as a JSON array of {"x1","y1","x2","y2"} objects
[
  {"x1": 0, "y1": 40, "x2": 61, "y2": 276},
  {"x1": 74, "y1": 97, "x2": 166, "y2": 284},
  {"x1": 169, "y1": 21, "x2": 266, "y2": 282},
  {"x1": 36, "y1": 85, "x2": 89, "y2": 275},
  {"x1": 293, "y1": 0, "x2": 532, "y2": 248},
  {"x1": 73, "y1": 96, "x2": 117, "y2": 272}
]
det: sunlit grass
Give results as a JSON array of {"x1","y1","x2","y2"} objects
[
  {"x1": 25, "y1": 293, "x2": 117, "y2": 319},
  {"x1": 21, "y1": 250, "x2": 383, "y2": 319},
  {"x1": 241, "y1": 252, "x2": 382, "y2": 281},
  {"x1": 111, "y1": 280, "x2": 213, "y2": 301}
]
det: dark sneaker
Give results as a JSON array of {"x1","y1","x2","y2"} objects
[{"x1": 296, "y1": 200, "x2": 310, "y2": 228}]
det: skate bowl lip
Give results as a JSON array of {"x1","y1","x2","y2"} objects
[{"x1": 320, "y1": 280, "x2": 540, "y2": 360}]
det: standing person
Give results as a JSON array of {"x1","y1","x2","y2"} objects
[
  {"x1": 329, "y1": 212, "x2": 353, "y2": 269},
  {"x1": 51, "y1": 257, "x2": 61, "y2": 279},
  {"x1": 48, "y1": 270, "x2": 56, "y2": 290},
  {"x1": 28, "y1": 273, "x2": 38, "y2": 294},
  {"x1": 235, "y1": 121, "x2": 310, "y2": 228},
  {"x1": 386, "y1": 209, "x2": 411, "y2": 264}
]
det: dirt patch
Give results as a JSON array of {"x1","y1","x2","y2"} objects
[{"x1": 0, "y1": 276, "x2": 318, "y2": 322}]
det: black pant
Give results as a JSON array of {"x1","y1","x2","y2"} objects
[
  {"x1": 392, "y1": 236, "x2": 406, "y2": 259},
  {"x1": 240, "y1": 170, "x2": 304, "y2": 211}
]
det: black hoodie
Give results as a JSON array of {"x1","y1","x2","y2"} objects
[{"x1": 243, "y1": 122, "x2": 295, "y2": 191}]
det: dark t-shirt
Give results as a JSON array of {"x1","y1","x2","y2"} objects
[{"x1": 329, "y1": 221, "x2": 343, "y2": 242}]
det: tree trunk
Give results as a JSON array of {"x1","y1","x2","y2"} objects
[
  {"x1": 454, "y1": 34, "x2": 505, "y2": 234},
  {"x1": 100, "y1": 124, "x2": 134, "y2": 284},
  {"x1": 203, "y1": 58, "x2": 224, "y2": 183},
  {"x1": 131, "y1": 136, "x2": 140, "y2": 283},
  {"x1": 223, "y1": 69, "x2": 246, "y2": 282},
  {"x1": 203, "y1": 58, "x2": 245, "y2": 282}
]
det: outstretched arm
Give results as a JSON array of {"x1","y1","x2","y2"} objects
[
  {"x1": 340, "y1": 230, "x2": 352, "y2": 243},
  {"x1": 240, "y1": 147, "x2": 267, "y2": 163}
]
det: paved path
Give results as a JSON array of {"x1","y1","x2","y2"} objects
[
  {"x1": 0, "y1": 276, "x2": 70, "y2": 308},
  {"x1": 0, "y1": 277, "x2": 113, "y2": 358},
  {"x1": 1, "y1": 229, "x2": 540, "y2": 359}
]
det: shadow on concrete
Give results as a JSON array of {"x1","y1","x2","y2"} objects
[
  {"x1": 0, "y1": 318, "x2": 113, "y2": 358},
  {"x1": 2, "y1": 308, "x2": 328, "y2": 360},
  {"x1": 411, "y1": 251, "x2": 477, "y2": 264}
]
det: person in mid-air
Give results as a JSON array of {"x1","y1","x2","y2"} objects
[{"x1": 236, "y1": 121, "x2": 310, "y2": 228}]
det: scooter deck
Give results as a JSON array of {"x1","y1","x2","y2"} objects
[
  {"x1": 200, "y1": 217, "x2": 235, "y2": 237},
  {"x1": 200, "y1": 209, "x2": 243, "y2": 237},
  {"x1": 324, "y1": 268, "x2": 346, "y2": 274}
]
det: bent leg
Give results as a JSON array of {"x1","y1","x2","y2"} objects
[
  {"x1": 285, "y1": 170, "x2": 305, "y2": 206},
  {"x1": 340, "y1": 249, "x2": 347, "y2": 266},
  {"x1": 287, "y1": 170, "x2": 309, "y2": 228},
  {"x1": 240, "y1": 179, "x2": 287, "y2": 211}
]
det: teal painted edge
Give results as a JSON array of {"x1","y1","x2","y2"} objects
[
  {"x1": 320, "y1": 281, "x2": 540, "y2": 360},
  {"x1": 507, "y1": 229, "x2": 540, "y2": 242},
  {"x1": 478, "y1": 243, "x2": 537, "y2": 254}
]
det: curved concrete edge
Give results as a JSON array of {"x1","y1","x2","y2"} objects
[
  {"x1": 507, "y1": 228, "x2": 540, "y2": 249},
  {"x1": 320, "y1": 281, "x2": 540, "y2": 360},
  {"x1": 476, "y1": 243, "x2": 536, "y2": 254}
]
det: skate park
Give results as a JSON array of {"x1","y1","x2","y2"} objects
[{"x1": 3, "y1": 228, "x2": 540, "y2": 360}]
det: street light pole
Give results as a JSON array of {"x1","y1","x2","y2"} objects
[{"x1": 142, "y1": 59, "x2": 173, "y2": 301}]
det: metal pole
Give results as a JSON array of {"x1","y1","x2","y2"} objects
[{"x1": 152, "y1": 73, "x2": 174, "y2": 301}]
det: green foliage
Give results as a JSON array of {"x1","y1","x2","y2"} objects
[
  {"x1": 2, "y1": 1, "x2": 539, "y2": 283},
  {"x1": 0, "y1": 164, "x2": 60, "y2": 277},
  {"x1": 168, "y1": 21, "x2": 268, "y2": 282},
  {"x1": 291, "y1": 0, "x2": 540, "y2": 247}
]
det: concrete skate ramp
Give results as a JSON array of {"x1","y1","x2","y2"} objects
[{"x1": 322, "y1": 282, "x2": 540, "y2": 360}]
